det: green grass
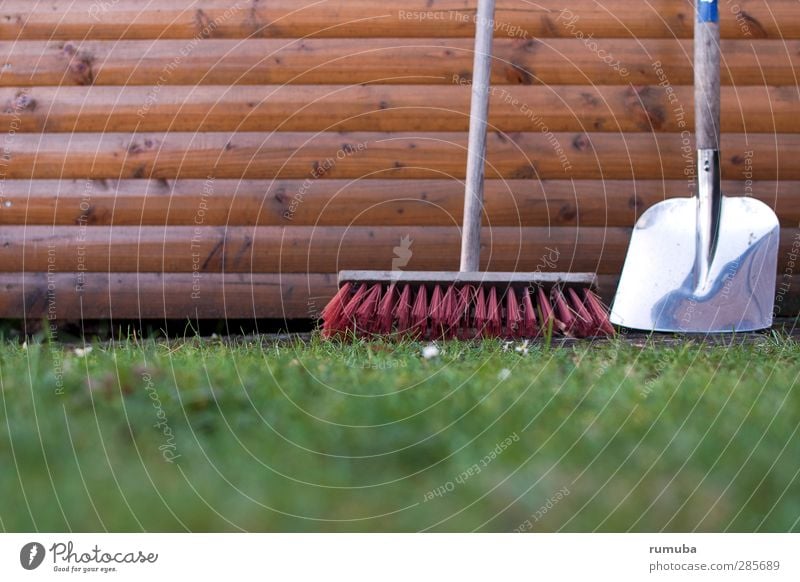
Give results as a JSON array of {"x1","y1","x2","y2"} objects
[{"x1": 1, "y1": 333, "x2": 799, "y2": 532}]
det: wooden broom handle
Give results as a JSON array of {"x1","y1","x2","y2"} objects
[
  {"x1": 459, "y1": 0, "x2": 496, "y2": 272},
  {"x1": 695, "y1": 0, "x2": 721, "y2": 150}
]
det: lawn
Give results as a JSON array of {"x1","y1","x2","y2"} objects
[{"x1": 1, "y1": 333, "x2": 799, "y2": 532}]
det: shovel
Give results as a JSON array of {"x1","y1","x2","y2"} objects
[{"x1": 610, "y1": 0, "x2": 779, "y2": 333}]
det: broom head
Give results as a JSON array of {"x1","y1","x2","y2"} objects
[{"x1": 321, "y1": 271, "x2": 614, "y2": 340}]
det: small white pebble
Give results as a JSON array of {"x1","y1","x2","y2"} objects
[
  {"x1": 73, "y1": 346, "x2": 93, "y2": 357},
  {"x1": 498, "y1": 368, "x2": 512, "y2": 381},
  {"x1": 422, "y1": 344, "x2": 440, "y2": 360}
]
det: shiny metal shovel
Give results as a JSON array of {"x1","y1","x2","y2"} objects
[{"x1": 610, "y1": 0, "x2": 779, "y2": 332}]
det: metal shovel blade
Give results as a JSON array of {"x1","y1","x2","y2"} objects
[
  {"x1": 612, "y1": 2, "x2": 780, "y2": 333},
  {"x1": 610, "y1": 195, "x2": 779, "y2": 332}
]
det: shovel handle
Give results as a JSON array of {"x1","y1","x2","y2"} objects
[
  {"x1": 694, "y1": 1, "x2": 723, "y2": 287},
  {"x1": 695, "y1": 0, "x2": 721, "y2": 150},
  {"x1": 460, "y1": 0, "x2": 496, "y2": 272}
]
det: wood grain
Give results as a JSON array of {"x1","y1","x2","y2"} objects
[
  {"x1": 1, "y1": 131, "x2": 797, "y2": 181},
  {"x1": 1, "y1": 39, "x2": 796, "y2": 87},
  {"x1": 2, "y1": 85, "x2": 796, "y2": 134},
  {"x1": 0, "y1": 271, "x2": 336, "y2": 319},
  {"x1": 0, "y1": 179, "x2": 793, "y2": 227},
  {"x1": 2, "y1": 0, "x2": 799, "y2": 321},
  {"x1": 0, "y1": 1, "x2": 795, "y2": 40},
  {"x1": 2, "y1": 225, "x2": 797, "y2": 276},
  {"x1": 0, "y1": 225, "x2": 630, "y2": 274}
]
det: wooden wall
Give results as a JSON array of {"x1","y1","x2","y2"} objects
[{"x1": 0, "y1": 0, "x2": 799, "y2": 321}]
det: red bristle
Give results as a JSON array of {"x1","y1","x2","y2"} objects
[
  {"x1": 567, "y1": 288, "x2": 595, "y2": 338},
  {"x1": 441, "y1": 285, "x2": 460, "y2": 339},
  {"x1": 429, "y1": 285, "x2": 445, "y2": 339},
  {"x1": 354, "y1": 284, "x2": 382, "y2": 335},
  {"x1": 455, "y1": 285, "x2": 473, "y2": 339},
  {"x1": 536, "y1": 286, "x2": 563, "y2": 334},
  {"x1": 394, "y1": 285, "x2": 413, "y2": 333},
  {"x1": 584, "y1": 289, "x2": 615, "y2": 336},
  {"x1": 485, "y1": 286, "x2": 502, "y2": 337},
  {"x1": 341, "y1": 283, "x2": 369, "y2": 332},
  {"x1": 552, "y1": 287, "x2": 577, "y2": 336},
  {"x1": 322, "y1": 280, "x2": 612, "y2": 341},
  {"x1": 505, "y1": 287, "x2": 522, "y2": 338},
  {"x1": 520, "y1": 288, "x2": 538, "y2": 338},
  {"x1": 410, "y1": 285, "x2": 429, "y2": 338},
  {"x1": 320, "y1": 282, "x2": 353, "y2": 337},
  {"x1": 375, "y1": 284, "x2": 397, "y2": 335},
  {"x1": 474, "y1": 286, "x2": 488, "y2": 337}
]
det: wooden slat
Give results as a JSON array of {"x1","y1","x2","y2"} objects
[
  {"x1": 5, "y1": 271, "x2": 799, "y2": 320},
  {"x1": 0, "y1": 179, "x2": 795, "y2": 228},
  {"x1": 337, "y1": 270, "x2": 597, "y2": 286},
  {"x1": 2, "y1": 85, "x2": 796, "y2": 134},
  {"x1": 1, "y1": 1, "x2": 797, "y2": 40},
  {"x1": 1, "y1": 132, "x2": 798, "y2": 181},
  {"x1": 1, "y1": 39, "x2": 797, "y2": 86},
  {"x1": 0, "y1": 272, "x2": 336, "y2": 319},
  {"x1": 0, "y1": 225, "x2": 628, "y2": 274},
  {"x1": 2, "y1": 225, "x2": 797, "y2": 276}
]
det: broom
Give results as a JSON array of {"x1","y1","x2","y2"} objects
[{"x1": 321, "y1": 0, "x2": 612, "y2": 340}]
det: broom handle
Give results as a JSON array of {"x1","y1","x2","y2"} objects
[
  {"x1": 460, "y1": 0, "x2": 496, "y2": 272},
  {"x1": 694, "y1": 0, "x2": 722, "y2": 284}
]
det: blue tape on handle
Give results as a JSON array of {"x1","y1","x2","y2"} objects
[{"x1": 698, "y1": 0, "x2": 719, "y2": 23}]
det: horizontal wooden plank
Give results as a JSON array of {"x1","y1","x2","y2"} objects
[
  {"x1": 0, "y1": 272, "x2": 336, "y2": 319},
  {"x1": 1, "y1": 39, "x2": 796, "y2": 86},
  {"x1": 0, "y1": 225, "x2": 627, "y2": 274},
  {"x1": 1, "y1": 85, "x2": 796, "y2": 134},
  {"x1": 1, "y1": 132, "x2": 797, "y2": 181},
  {"x1": 1, "y1": 226, "x2": 797, "y2": 276},
  {"x1": 1, "y1": 1, "x2": 796, "y2": 40},
  {"x1": 0, "y1": 179, "x2": 794, "y2": 228},
  {"x1": 2, "y1": 271, "x2": 799, "y2": 320}
]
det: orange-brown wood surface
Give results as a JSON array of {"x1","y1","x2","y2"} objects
[
  {"x1": 1, "y1": 85, "x2": 797, "y2": 134},
  {"x1": 0, "y1": 272, "x2": 336, "y2": 319},
  {"x1": 1, "y1": 1, "x2": 798, "y2": 320},
  {"x1": 0, "y1": 225, "x2": 627, "y2": 274},
  {"x1": 1, "y1": 1, "x2": 797, "y2": 40},
  {"x1": 0, "y1": 179, "x2": 796, "y2": 228},
  {"x1": 4, "y1": 225, "x2": 800, "y2": 276},
  {"x1": 1, "y1": 132, "x2": 798, "y2": 181},
  {"x1": 1, "y1": 39, "x2": 797, "y2": 87}
]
